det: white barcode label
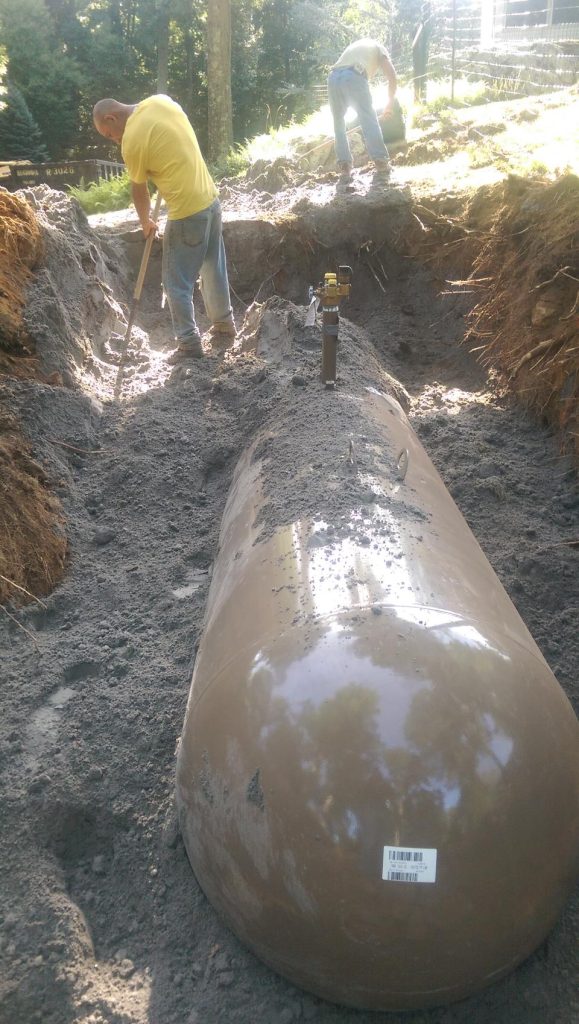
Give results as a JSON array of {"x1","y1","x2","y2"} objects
[{"x1": 382, "y1": 846, "x2": 437, "y2": 883}]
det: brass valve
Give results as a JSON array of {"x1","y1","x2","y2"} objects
[{"x1": 316, "y1": 266, "x2": 352, "y2": 305}]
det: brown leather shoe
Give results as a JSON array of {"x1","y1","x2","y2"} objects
[
  {"x1": 166, "y1": 340, "x2": 203, "y2": 364},
  {"x1": 204, "y1": 321, "x2": 236, "y2": 352},
  {"x1": 210, "y1": 319, "x2": 236, "y2": 338}
]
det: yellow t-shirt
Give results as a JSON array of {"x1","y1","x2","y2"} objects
[{"x1": 122, "y1": 94, "x2": 217, "y2": 220}]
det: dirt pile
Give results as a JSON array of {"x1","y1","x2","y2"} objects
[
  {"x1": 235, "y1": 297, "x2": 411, "y2": 548},
  {"x1": 0, "y1": 406, "x2": 67, "y2": 606},
  {"x1": 1, "y1": 187, "x2": 129, "y2": 386},
  {"x1": 0, "y1": 189, "x2": 43, "y2": 376},
  {"x1": 20, "y1": 186, "x2": 127, "y2": 386},
  {"x1": 244, "y1": 157, "x2": 302, "y2": 193},
  {"x1": 405, "y1": 173, "x2": 578, "y2": 460},
  {"x1": 0, "y1": 192, "x2": 68, "y2": 606},
  {"x1": 0, "y1": 186, "x2": 129, "y2": 611},
  {"x1": 394, "y1": 116, "x2": 505, "y2": 167},
  {"x1": 464, "y1": 174, "x2": 579, "y2": 458}
]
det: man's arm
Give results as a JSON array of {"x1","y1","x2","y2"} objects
[
  {"x1": 131, "y1": 181, "x2": 156, "y2": 238},
  {"x1": 380, "y1": 53, "x2": 397, "y2": 115}
]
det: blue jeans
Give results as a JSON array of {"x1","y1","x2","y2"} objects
[
  {"x1": 163, "y1": 198, "x2": 233, "y2": 345},
  {"x1": 327, "y1": 67, "x2": 389, "y2": 164}
]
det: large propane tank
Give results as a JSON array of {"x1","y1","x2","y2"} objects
[{"x1": 176, "y1": 385, "x2": 579, "y2": 1011}]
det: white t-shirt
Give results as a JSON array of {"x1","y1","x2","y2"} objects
[{"x1": 332, "y1": 39, "x2": 390, "y2": 79}]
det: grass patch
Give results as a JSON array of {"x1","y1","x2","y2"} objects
[
  {"x1": 501, "y1": 156, "x2": 550, "y2": 178},
  {"x1": 412, "y1": 77, "x2": 509, "y2": 123},
  {"x1": 245, "y1": 84, "x2": 411, "y2": 165},
  {"x1": 467, "y1": 141, "x2": 495, "y2": 168}
]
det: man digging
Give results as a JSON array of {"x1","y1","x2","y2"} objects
[
  {"x1": 327, "y1": 38, "x2": 398, "y2": 186},
  {"x1": 93, "y1": 94, "x2": 235, "y2": 363}
]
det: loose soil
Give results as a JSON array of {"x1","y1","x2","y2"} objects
[
  {"x1": 0, "y1": 406, "x2": 67, "y2": 606},
  {"x1": 0, "y1": 157, "x2": 578, "y2": 1024}
]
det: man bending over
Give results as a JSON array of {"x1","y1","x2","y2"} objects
[
  {"x1": 93, "y1": 95, "x2": 235, "y2": 363},
  {"x1": 327, "y1": 39, "x2": 397, "y2": 183}
]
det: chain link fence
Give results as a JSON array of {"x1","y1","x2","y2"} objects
[{"x1": 399, "y1": 0, "x2": 579, "y2": 100}]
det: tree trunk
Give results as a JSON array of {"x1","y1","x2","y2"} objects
[
  {"x1": 207, "y1": 0, "x2": 233, "y2": 165},
  {"x1": 157, "y1": 0, "x2": 171, "y2": 93},
  {"x1": 185, "y1": 28, "x2": 194, "y2": 110}
]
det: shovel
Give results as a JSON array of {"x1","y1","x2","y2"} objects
[{"x1": 114, "y1": 190, "x2": 163, "y2": 397}]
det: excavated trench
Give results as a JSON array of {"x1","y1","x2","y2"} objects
[{"x1": 1, "y1": 188, "x2": 578, "y2": 1024}]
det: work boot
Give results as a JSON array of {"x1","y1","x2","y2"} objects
[
  {"x1": 210, "y1": 319, "x2": 236, "y2": 336},
  {"x1": 166, "y1": 339, "x2": 204, "y2": 365},
  {"x1": 337, "y1": 162, "x2": 355, "y2": 194},
  {"x1": 373, "y1": 159, "x2": 391, "y2": 181},
  {"x1": 205, "y1": 319, "x2": 236, "y2": 352}
]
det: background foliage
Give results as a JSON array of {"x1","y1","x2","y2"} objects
[
  {"x1": 0, "y1": 0, "x2": 420, "y2": 160},
  {"x1": 0, "y1": 80, "x2": 48, "y2": 160}
]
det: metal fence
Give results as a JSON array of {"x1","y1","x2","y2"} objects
[
  {"x1": 406, "y1": 0, "x2": 579, "y2": 100},
  {"x1": 313, "y1": 0, "x2": 578, "y2": 107}
]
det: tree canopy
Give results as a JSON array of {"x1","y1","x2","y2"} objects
[{"x1": 0, "y1": 0, "x2": 419, "y2": 160}]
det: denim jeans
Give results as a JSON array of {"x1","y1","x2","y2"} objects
[
  {"x1": 163, "y1": 198, "x2": 233, "y2": 346},
  {"x1": 327, "y1": 67, "x2": 389, "y2": 164}
]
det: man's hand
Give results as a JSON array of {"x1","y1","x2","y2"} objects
[
  {"x1": 379, "y1": 53, "x2": 397, "y2": 118},
  {"x1": 380, "y1": 99, "x2": 393, "y2": 120},
  {"x1": 141, "y1": 218, "x2": 157, "y2": 239}
]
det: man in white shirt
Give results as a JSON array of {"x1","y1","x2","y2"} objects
[{"x1": 328, "y1": 38, "x2": 397, "y2": 182}]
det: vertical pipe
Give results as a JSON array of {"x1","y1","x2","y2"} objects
[{"x1": 321, "y1": 305, "x2": 339, "y2": 386}]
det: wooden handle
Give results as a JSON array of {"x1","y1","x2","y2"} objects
[{"x1": 132, "y1": 191, "x2": 163, "y2": 302}]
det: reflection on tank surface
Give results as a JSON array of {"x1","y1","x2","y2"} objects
[{"x1": 176, "y1": 387, "x2": 579, "y2": 1011}]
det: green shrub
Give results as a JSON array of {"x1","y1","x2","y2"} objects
[
  {"x1": 209, "y1": 143, "x2": 250, "y2": 181},
  {"x1": 70, "y1": 146, "x2": 252, "y2": 213},
  {"x1": 69, "y1": 171, "x2": 133, "y2": 214},
  {"x1": 414, "y1": 78, "x2": 498, "y2": 119}
]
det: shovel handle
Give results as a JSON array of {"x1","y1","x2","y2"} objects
[
  {"x1": 132, "y1": 191, "x2": 163, "y2": 302},
  {"x1": 114, "y1": 191, "x2": 164, "y2": 398}
]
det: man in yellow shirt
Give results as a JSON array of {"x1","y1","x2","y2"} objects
[{"x1": 93, "y1": 94, "x2": 235, "y2": 362}]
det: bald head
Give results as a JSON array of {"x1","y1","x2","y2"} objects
[{"x1": 93, "y1": 99, "x2": 136, "y2": 144}]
